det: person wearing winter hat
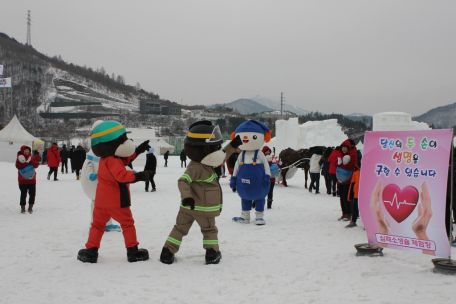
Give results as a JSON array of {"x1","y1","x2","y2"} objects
[
  {"x1": 16, "y1": 146, "x2": 39, "y2": 214},
  {"x1": 144, "y1": 147, "x2": 157, "y2": 192},
  {"x1": 262, "y1": 146, "x2": 277, "y2": 209},
  {"x1": 47, "y1": 143, "x2": 61, "y2": 181},
  {"x1": 333, "y1": 140, "x2": 357, "y2": 221},
  {"x1": 230, "y1": 120, "x2": 272, "y2": 225}
]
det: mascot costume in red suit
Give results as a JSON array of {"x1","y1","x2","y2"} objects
[{"x1": 77, "y1": 121, "x2": 152, "y2": 263}]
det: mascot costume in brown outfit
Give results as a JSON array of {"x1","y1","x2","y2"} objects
[
  {"x1": 77, "y1": 121, "x2": 152, "y2": 263},
  {"x1": 160, "y1": 120, "x2": 242, "y2": 265}
]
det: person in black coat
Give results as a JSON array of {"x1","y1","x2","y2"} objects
[
  {"x1": 69, "y1": 145, "x2": 75, "y2": 173},
  {"x1": 144, "y1": 148, "x2": 157, "y2": 192},
  {"x1": 320, "y1": 147, "x2": 333, "y2": 195},
  {"x1": 164, "y1": 150, "x2": 170, "y2": 167},
  {"x1": 60, "y1": 144, "x2": 69, "y2": 173},
  {"x1": 180, "y1": 150, "x2": 187, "y2": 168},
  {"x1": 42, "y1": 149, "x2": 48, "y2": 165},
  {"x1": 72, "y1": 144, "x2": 87, "y2": 180}
]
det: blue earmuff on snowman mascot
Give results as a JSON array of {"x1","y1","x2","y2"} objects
[{"x1": 230, "y1": 120, "x2": 272, "y2": 225}]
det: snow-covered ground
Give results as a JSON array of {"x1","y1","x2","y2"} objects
[{"x1": 1, "y1": 157, "x2": 455, "y2": 304}]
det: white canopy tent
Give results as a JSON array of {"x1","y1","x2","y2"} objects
[
  {"x1": 0, "y1": 115, "x2": 43, "y2": 162},
  {"x1": 126, "y1": 128, "x2": 175, "y2": 158}
]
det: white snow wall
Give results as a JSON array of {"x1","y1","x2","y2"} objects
[{"x1": 271, "y1": 118, "x2": 348, "y2": 154}]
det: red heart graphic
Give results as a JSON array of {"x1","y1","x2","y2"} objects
[{"x1": 382, "y1": 184, "x2": 419, "y2": 223}]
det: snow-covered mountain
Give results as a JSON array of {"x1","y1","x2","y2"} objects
[
  {"x1": 218, "y1": 98, "x2": 273, "y2": 115},
  {"x1": 413, "y1": 102, "x2": 456, "y2": 128}
]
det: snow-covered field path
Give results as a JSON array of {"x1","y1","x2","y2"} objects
[{"x1": 1, "y1": 156, "x2": 455, "y2": 304}]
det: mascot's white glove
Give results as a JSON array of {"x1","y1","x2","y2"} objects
[
  {"x1": 18, "y1": 155, "x2": 26, "y2": 163},
  {"x1": 343, "y1": 155, "x2": 351, "y2": 165},
  {"x1": 266, "y1": 155, "x2": 272, "y2": 162}
]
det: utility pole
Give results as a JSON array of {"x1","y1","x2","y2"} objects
[
  {"x1": 26, "y1": 10, "x2": 31, "y2": 46},
  {"x1": 280, "y1": 92, "x2": 284, "y2": 120}
]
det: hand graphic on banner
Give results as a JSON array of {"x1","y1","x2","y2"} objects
[
  {"x1": 412, "y1": 181, "x2": 435, "y2": 256},
  {"x1": 370, "y1": 179, "x2": 390, "y2": 247},
  {"x1": 370, "y1": 179, "x2": 436, "y2": 255}
]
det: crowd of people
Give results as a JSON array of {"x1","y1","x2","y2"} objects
[{"x1": 14, "y1": 136, "x2": 455, "y2": 247}]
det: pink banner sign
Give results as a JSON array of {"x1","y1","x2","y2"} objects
[{"x1": 359, "y1": 130, "x2": 452, "y2": 258}]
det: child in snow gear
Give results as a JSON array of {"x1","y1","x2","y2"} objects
[
  {"x1": 47, "y1": 143, "x2": 61, "y2": 181},
  {"x1": 16, "y1": 146, "x2": 39, "y2": 214},
  {"x1": 33, "y1": 150, "x2": 41, "y2": 163},
  {"x1": 77, "y1": 121, "x2": 152, "y2": 263},
  {"x1": 160, "y1": 120, "x2": 242, "y2": 265},
  {"x1": 262, "y1": 146, "x2": 277, "y2": 209},
  {"x1": 230, "y1": 120, "x2": 272, "y2": 225},
  {"x1": 144, "y1": 147, "x2": 157, "y2": 192}
]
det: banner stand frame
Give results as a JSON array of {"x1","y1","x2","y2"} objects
[{"x1": 432, "y1": 130, "x2": 456, "y2": 274}]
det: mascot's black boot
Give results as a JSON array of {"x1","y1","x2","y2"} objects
[
  {"x1": 77, "y1": 247, "x2": 98, "y2": 263},
  {"x1": 205, "y1": 248, "x2": 222, "y2": 265},
  {"x1": 159, "y1": 247, "x2": 175, "y2": 265},
  {"x1": 126, "y1": 245, "x2": 149, "y2": 262}
]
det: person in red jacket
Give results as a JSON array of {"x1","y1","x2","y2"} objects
[
  {"x1": 327, "y1": 146, "x2": 339, "y2": 197},
  {"x1": 33, "y1": 150, "x2": 41, "y2": 163},
  {"x1": 15, "y1": 145, "x2": 39, "y2": 214},
  {"x1": 46, "y1": 143, "x2": 61, "y2": 181},
  {"x1": 346, "y1": 150, "x2": 362, "y2": 228},
  {"x1": 333, "y1": 139, "x2": 357, "y2": 221},
  {"x1": 77, "y1": 121, "x2": 152, "y2": 264}
]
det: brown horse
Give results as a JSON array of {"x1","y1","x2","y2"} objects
[{"x1": 278, "y1": 146, "x2": 327, "y2": 188}]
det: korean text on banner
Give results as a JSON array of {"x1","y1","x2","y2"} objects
[
  {"x1": 358, "y1": 130, "x2": 452, "y2": 258},
  {"x1": 0, "y1": 65, "x2": 3, "y2": 75},
  {"x1": 0, "y1": 77, "x2": 11, "y2": 88}
]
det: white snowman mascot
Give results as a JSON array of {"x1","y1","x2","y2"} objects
[
  {"x1": 80, "y1": 120, "x2": 121, "y2": 232},
  {"x1": 230, "y1": 120, "x2": 272, "y2": 225}
]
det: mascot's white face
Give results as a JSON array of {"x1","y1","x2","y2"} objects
[
  {"x1": 236, "y1": 132, "x2": 265, "y2": 151},
  {"x1": 115, "y1": 138, "x2": 136, "y2": 157}
]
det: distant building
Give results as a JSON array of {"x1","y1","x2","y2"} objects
[
  {"x1": 191, "y1": 110, "x2": 223, "y2": 120},
  {"x1": 161, "y1": 106, "x2": 181, "y2": 116},
  {"x1": 258, "y1": 110, "x2": 297, "y2": 119},
  {"x1": 373, "y1": 112, "x2": 430, "y2": 131},
  {"x1": 139, "y1": 100, "x2": 161, "y2": 114}
]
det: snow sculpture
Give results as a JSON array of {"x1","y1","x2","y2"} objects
[{"x1": 373, "y1": 112, "x2": 430, "y2": 131}]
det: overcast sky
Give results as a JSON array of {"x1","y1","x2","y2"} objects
[{"x1": 2, "y1": 1, "x2": 455, "y2": 116}]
